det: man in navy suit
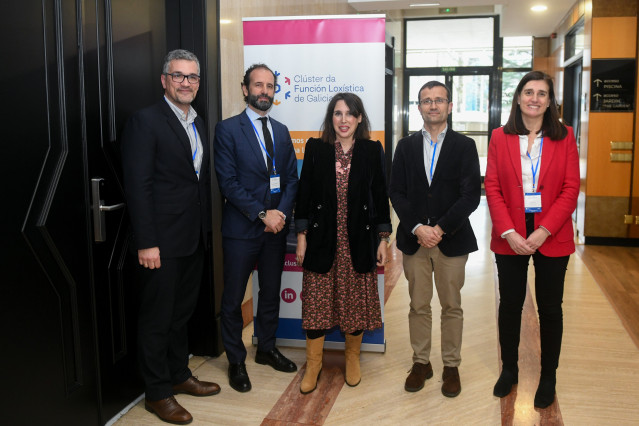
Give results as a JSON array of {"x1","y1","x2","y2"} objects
[
  {"x1": 214, "y1": 63, "x2": 299, "y2": 392},
  {"x1": 121, "y1": 49, "x2": 220, "y2": 425},
  {"x1": 389, "y1": 81, "x2": 481, "y2": 399}
]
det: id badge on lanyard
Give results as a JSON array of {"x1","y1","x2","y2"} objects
[
  {"x1": 525, "y1": 136, "x2": 543, "y2": 213},
  {"x1": 270, "y1": 173, "x2": 281, "y2": 194},
  {"x1": 524, "y1": 192, "x2": 542, "y2": 213}
]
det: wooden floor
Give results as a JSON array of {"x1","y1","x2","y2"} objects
[{"x1": 114, "y1": 199, "x2": 639, "y2": 425}]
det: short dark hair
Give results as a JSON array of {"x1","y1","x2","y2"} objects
[
  {"x1": 503, "y1": 70, "x2": 567, "y2": 140},
  {"x1": 417, "y1": 81, "x2": 451, "y2": 103},
  {"x1": 162, "y1": 49, "x2": 200, "y2": 74},
  {"x1": 320, "y1": 93, "x2": 371, "y2": 144},
  {"x1": 242, "y1": 63, "x2": 277, "y2": 103}
]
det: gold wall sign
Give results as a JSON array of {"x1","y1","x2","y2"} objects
[
  {"x1": 610, "y1": 153, "x2": 632, "y2": 162},
  {"x1": 610, "y1": 141, "x2": 633, "y2": 150}
]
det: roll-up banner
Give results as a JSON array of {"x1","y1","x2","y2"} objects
[{"x1": 244, "y1": 14, "x2": 386, "y2": 352}]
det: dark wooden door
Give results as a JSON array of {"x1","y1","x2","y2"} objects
[
  {"x1": 84, "y1": 1, "x2": 173, "y2": 422},
  {"x1": 0, "y1": 1, "x2": 221, "y2": 424},
  {"x1": 0, "y1": 1, "x2": 104, "y2": 424}
]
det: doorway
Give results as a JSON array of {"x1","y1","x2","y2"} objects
[{"x1": 0, "y1": 1, "x2": 221, "y2": 424}]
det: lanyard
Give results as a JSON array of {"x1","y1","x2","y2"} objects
[
  {"x1": 526, "y1": 136, "x2": 543, "y2": 191},
  {"x1": 191, "y1": 123, "x2": 199, "y2": 175},
  {"x1": 249, "y1": 118, "x2": 277, "y2": 174},
  {"x1": 428, "y1": 139, "x2": 437, "y2": 181}
]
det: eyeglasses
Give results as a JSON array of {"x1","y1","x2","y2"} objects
[
  {"x1": 166, "y1": 72, "x2": 200, "y2": 84},
  {"x1": 419, "y1": 98, "x2": 449, "y2": 106}
]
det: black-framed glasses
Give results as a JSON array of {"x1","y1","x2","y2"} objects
[
  {"x1": 166, "y1": 72, "x2": 200, "y2": 84},
  {"x1": 419, "y1": 98, "x2": 449, "y2": 106}
]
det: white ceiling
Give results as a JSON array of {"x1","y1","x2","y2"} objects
[{"x1": 348, "y1": 0, "x2": 577, "y2": 37}]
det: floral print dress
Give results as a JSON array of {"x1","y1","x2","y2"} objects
[{"x1": 301, "y1": 141, "x2": 388, "y2": 333}]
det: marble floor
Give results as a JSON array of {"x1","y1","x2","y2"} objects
[{"x1": 114, "y1": 199, "x2": 639, "y2": 425}]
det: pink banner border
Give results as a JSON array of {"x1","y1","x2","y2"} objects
[{"x1": 243, "y1": 17, "x2": 385, "y2": 45}]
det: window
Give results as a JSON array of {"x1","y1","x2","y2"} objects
[
  {"x1": 406, "y1": 17, "x2": 494, "y2": 68},
  {"x1": 503, "y1": 36, "x2": 532, "y2": 68}
]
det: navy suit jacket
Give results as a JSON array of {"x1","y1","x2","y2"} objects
[
  {"x1": 389, "y1": 128, "x2": 481, "y2": 257},
  {"x1": 121, "y1": 100, "x2": 211, "y2": 258},
  {"x1": 214, "y1": 110, "x2": 298, "y2": 239}
]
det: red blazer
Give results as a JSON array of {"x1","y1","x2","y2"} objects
[{"x1": 485, "y1": 126, "x2": 579, "y2": 257}]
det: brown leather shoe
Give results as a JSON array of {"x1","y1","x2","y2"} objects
[
  {"x1": 145, "y1": 396, "x2": 193, "y2": 425},
  {"x1": 442, "y1": 366, "x2": 461, "y2": 397},
  {"x1": 173, "y1": 376, "x2": 221, "y2": 397},
  {"x1": 404, "y1": 362, "x2": 433, "y2": 392}
]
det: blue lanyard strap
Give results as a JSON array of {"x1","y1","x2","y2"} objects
[
  {"x1": 526, "y1": 136, "x2": 543, "y2": 190},
  {"x1": 191, "y1": 123, "x2": 199, "y2": 175},
  {"x1": 249, "y1": 118, "x2": 277, "y2": 174},
  {"x1": 429, "y1": 139, "x2": 437, "y2": 181}
]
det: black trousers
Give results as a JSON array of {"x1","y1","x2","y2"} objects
[
  {"x1": 220, "y1": 232, "x2": 287, "y2": 364},
  {"x1": 495, "y1": 214, "x2": 569, "y2": 375},
  {"x1": 137, "y1": 243, "x2": 204, "y2": 401}
]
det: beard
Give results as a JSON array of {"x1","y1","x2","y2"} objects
[{"x1": 248, "y1": 93, "x2": 273, "y2": 111}]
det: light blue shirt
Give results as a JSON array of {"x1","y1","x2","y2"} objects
[
  {"x1": 422, "y1": 125, "x2": 447, "y2": 185},
  {"x1": 411, "y1": 125, "x2": 448, "y2": 235}
]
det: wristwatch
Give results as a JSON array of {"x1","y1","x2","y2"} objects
[
  {"x1": 258, "y1": 210, "x2": 267, "y2": 220},
  {"x1": 380, "y1": 236, "x2": 390, "y2": 243}
]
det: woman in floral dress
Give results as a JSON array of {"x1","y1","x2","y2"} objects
[{"x1": 295, "y1": 93, "x2": 391, "y2": 394}]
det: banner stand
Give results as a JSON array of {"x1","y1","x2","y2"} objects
[{"x1": 244, "y1": 15, "x2": 387, "y2": 353}]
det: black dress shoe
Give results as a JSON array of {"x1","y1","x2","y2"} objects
[
  {"x1": 255, "y1": 347, "x2": 297, "y2": 372},
  {"x1": 228, "y1": 363, "x2": 251, "y2": 393}
]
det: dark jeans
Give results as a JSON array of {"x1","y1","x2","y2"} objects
[{"x1": 495, "y1": 218, "x2": 570, "y2": 375}]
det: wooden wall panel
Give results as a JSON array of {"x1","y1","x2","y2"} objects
[
  {"x1": 592, "y1": 0, "x2": 637, "y2": 17},
  {"x1": 586, "y1": 113, "x2": 633, "y2": 197},
  {"x1": 592, "y1": 17, "x2": 637, "y2": 58}
]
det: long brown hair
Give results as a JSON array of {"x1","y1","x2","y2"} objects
[
  {"x1": 320, "y1": 93, "x2": 371, "y2": 144},
  {"x1": 504, "y1": 71, "x2": 567, "y2": 140}
]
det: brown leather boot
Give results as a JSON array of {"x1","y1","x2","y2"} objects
[
  {"x1": 404, "y1": 362, "x2": 433, "y2": 392},
  {"x1": 144, "y1": 396, "x2": 193, "y2": 424},
  {"x1": 300, "y1": 336, "x2": 324, "y2": 394},
  {"x1": 345, "y1": 333, "x2": 363, "y2": 387},
  {"x1": 441, "y1": 366, "x2": 461, "y2": 397}
]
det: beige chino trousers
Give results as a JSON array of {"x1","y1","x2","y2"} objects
[{"x1": 403, "y1": 245, "x2": 468, "y2": 367}]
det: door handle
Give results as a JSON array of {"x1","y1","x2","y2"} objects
[{"x1": 92, "y1": 177, "x2": 125, "y2": 242}]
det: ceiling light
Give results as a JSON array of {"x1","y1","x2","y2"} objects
[
  {"x1": 410, "y1": 3, "x2": 440, "y2": 7},
  {"x1": 531, "y1": 5, "x2": 548, "y2": 12},
  {"x1": 220, "y1": 19, "x2": 232, "y2": 24}
]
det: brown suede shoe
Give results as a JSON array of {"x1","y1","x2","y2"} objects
[
  {"x1": 441, "y1": 366, "x2": 461, "y2": 397},
  {"x1": 145, "y1": 396, "x2": 193, "y2": 425},
  {"x1": 173, "y1": 376, "x2": 221, "y2": 397},
  {"x1": 404, "y1": 362, "x2": 433, "y2": 392}
]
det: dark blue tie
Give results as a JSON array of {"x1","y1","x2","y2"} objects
[{"x1": 259, "y1": 117, "x2": 274, "y2": 173}]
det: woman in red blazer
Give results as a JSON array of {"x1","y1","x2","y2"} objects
[{"x1": 485, "y1": 71, "x2": 579, "y2": 408}]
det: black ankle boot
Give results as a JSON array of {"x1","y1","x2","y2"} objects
[
  {"x1": 534, "y1": 375, "x2": 556, "y2": 408},
  {"x1": 493, "y1": 369, "x2": 518, "y2": 398}
]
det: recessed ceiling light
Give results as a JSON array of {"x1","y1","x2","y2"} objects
[
  {"x1": 410, "y1": 3, "x2": 440, "y2": 6},
  {"x1": 531, "y1": 5, "x2": 548, "y2": 12}
]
